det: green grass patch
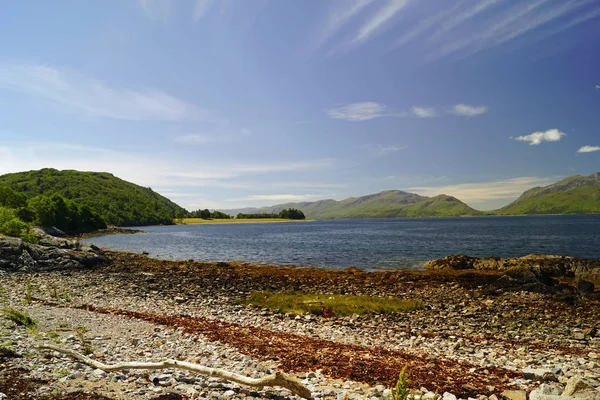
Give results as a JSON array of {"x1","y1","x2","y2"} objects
[
  {"x1": 241, "y1": 291, "x2": 424, "y2": 316},
  {"x1": 1, "y1": 307, "x2": 37, "y2": 327}
]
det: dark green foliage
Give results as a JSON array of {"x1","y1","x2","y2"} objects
[
  {"x1": 236, "y1": 213, "x2": 281, "y2": 219},
  {"x1": 25, "y1": 193, "x2": 106, "y2": 233},
  {"x1": 0, "y1": 186, "x2": 27, "y2": 209},
  {"x1": 278, "y1": 208, "x2": 305, "y2": 220},
  {"x1": 0, "y1": 168, "x2": 187, "y2": 227},
  {"x1": 187, "y1": 209, "x2": 233, "y2": 219}
]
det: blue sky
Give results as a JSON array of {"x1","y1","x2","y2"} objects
[{"x1": 0, "y1": 0, "x2": 599, "y2": 211}]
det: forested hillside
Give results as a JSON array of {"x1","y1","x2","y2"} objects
[{"x1": 0, "y1": 169, "x2": 186, "y2": 226}]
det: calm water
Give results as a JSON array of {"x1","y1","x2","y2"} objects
[{"x1": 83, "y1": 215, "x2": 600, "y2": 270}]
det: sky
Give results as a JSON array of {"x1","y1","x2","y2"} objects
[{"x1": 0, "y1": 0, "x2": 599, "y2": 211}]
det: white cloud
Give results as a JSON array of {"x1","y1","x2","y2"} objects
[
  {"x1": 354, "y1": 0, "x2": 410, "y2": 44},
  {"x1": 0, "y1": 63, "x2": 210, "y2": 121},
  {"x1": 577, "y1": 145, "x2": 600, "y2": 153},
  {"x1": 514, "y1": 128, "x2": 565, "y2": 145},
  {"x1": 412, "y1": 106, "x2": 437, "y2": 118},
  {"x1": 319, "y1": 0, "x2": 374, "y2": 46},
  {"x1": 408, "y1": 176, "x2": 561, "y2": 210},
  {"x1": 326, "y1": 102, "x2": 389, "y2": 121},
  {"x1": 451, "y1": 104, "x2": 488, "y2": 117},
  {"x1": 193, "y1": 0, "x2": 214, "y2": 22}
]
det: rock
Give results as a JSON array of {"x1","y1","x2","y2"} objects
[
  {"x1": 523, "y1": 368, "x2": 561, "y2": 380},
  {"x1": 92, "y1": 368, "x2": 107, "y2": 378},
  {"x1": 577, "y1": 280, "x2": 595, "y2": 293},
  {"x1": 563, "y1": 376, "x2": 593, "y2": 396},
  {"x1": 174, "y1": 296, "x2": 186, "y2": 304},
  {"x1": 223, "y1": 389, "x2": 236, "y2": 397},
  {"x1": 443, "y1": 392, "x2": 458, "y2": 400},
  {"x1": 500, "y1": 390, "x2": 527, "y2": 400}
]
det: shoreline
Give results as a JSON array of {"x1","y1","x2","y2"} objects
[
  {"x1": 1, "y1": 241, "x2": 599, "y2": 400},
  {"x1": 177, "y1": 218, "x2": 314, "y2": 225}
]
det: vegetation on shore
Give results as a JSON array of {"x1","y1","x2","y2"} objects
[
  {"x1": 1, "y1": 184, "x2": 106, "y2": 239},
  {"x1": 0, "y1": 168, "x2": 186, "y2": 227},
  {"x1": 241, "y1": 291, "x2": 424, "y2": 316},
  {"x1": 237, "y1": 208, "x2": 305, "y2": 220},
  {"x1": 179, "y1": 218, "x2": 306, "y2": 224}
]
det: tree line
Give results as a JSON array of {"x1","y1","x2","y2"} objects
[
  {"x1": 186, "y1": 209, "x2": 233, "y2": 219},
  {"x1": 237, "y1": 208, "x2": 305, "y2": 220},
  {"x1": 1, "y1": 185, "x2": 107, "y2": 241}
]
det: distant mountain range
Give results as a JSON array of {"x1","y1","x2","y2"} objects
[{"x1": 224, "y1": 173, "x2": 600, "y2": 219}]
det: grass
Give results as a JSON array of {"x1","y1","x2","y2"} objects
[
  {"x1": 1, "y1": 307, "x2": 37, "y2": 327},
  {"x1": 241, "y1": 291, "x2": 424, "y2": 316},
  {"x1": 178, "y1": 218, "x2": 308, "y2": 224}
]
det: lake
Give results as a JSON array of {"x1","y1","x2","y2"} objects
[{"x1": 83, "y1": 215, "x2": 600, "y2": 270}]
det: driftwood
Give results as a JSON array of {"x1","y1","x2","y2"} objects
[{"x1": 38, "y1": 345, "x2": 311, "y2": 399}]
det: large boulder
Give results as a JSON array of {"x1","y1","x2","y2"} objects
[{"x1": 0, "y1": 236, "x2": 110, "y2": 272}]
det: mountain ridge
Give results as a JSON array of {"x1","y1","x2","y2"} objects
[{"x1": 224, "y1": 173, "x2": 600, "y2": 219}]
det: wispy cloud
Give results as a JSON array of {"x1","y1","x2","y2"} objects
[
  {"x1": 138, "y1": 0, "x2": 171, "y2": 20},
  {"x1": 326, "y1": 102, "x2": 390, "y2": 121},
  {"x1": 412, "y1": 107, "x2": 437, "y2": 118},
  {"x1": 0, "y1": 63, "x2": 211, "y2": 121},
  {"x1": 328, "y1": 102, "x2": 488, "y2": 121},
  {"x1": 230, "y1": 194, "x2": 327, "y2": 202},
  {"x1": 353, "y1": 0, "x2": 410, "y2": 44},
  {"x1": 430, "y1": 0, "x2": 596, "y2": 60},
  {"x1": 193, "y1": 0, "x2": 214, "y2": 22},
  {"x1": 175, "y1": 129, "x2": 250, "y2": 145},
  {"x1": 318, "y1": 0, "x2": 374, "y2": 47},
  {"x1": 408, "y1": 176, "x2": 561, "y2": 210},
  {"x1": 513, "y1": 128, "x2": 566, "y2": 145},
  {"x1": 451, "y1": 104, "x2": 488, "y2": 117},
  {"x1": 362, "y1": 144, "x2": 406, "y2": 156},
  {"x1": 577, "y1": 145, "x2": 600, "y2": 153},
  {"x1": 428, "y1": 0, "x2": 503, "y2": 42}
]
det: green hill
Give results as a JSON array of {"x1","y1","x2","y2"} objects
[
  {"x1": 0, "y1": 169, "x2": 187, "y2": 226},
  {"x1": 495, "y1": 173, "x2": 600, "y2": 215},
  {"x1": 224, "y1": 190, "x2": 482, "y2": 219}
]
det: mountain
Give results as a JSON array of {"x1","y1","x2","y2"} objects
[
  {"x1": 0, "y1": 169, "x2": 186, "y2": 226},
  {"x1": 495, "y1": 173, "x2": 600, "y2": 215},
  {"x1": 224, "y1": 190, "x2": 482, "y2": 219}
]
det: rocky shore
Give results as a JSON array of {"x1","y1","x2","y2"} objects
[{"x1": 1, "y1": 235, "x2": 599, "y2": 400}]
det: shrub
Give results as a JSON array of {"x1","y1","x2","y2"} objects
[{"x1": 1, "y1": 218, "x2": 30, "y2": 238}]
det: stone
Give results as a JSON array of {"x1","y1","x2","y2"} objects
[
  {"x1": 223, "y1": 389, "x2": 236, "y2": 397},
  {"x1": 523, "y1": 368, "x2": 561, "y2": 380},
  {"x1": 174, "y1": 296, "x2": 187, "y2": 304},
  {"x1": 443, "y1": 392, "x2": 457, "y2": 400},
  {"x1": 577, "y1": 280, "x2": 595, "y2": 293},
  {"x1": 500, "y1": 390, "x2": 527, "y2": 400},
  {"x1": 563, "y1": 376, "x2": 593, "y2": 396}
]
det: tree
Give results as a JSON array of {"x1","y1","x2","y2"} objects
[{"x1": 279, "y1": 208, "x2": 305, "y2": 220}]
